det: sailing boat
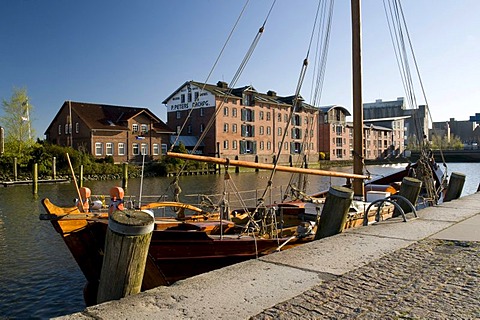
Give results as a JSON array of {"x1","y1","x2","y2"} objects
[{"x1": 40, "y1": 0, "x2": 449, "y2": 306}]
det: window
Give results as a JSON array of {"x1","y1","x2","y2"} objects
[
  {"x1": 187, "y1": 93, "x2": 192, "y2": 102},
  {"x1": 232, "y1": 124, "x2": 237, "y2": 133},
  {"x1": 223, "y1": 140, "x2": 229, "y2": 149},
  {"x1": 260, "y1": 141, "x2": 264, "y2": 150},
  {"x1": 176, "y1": 111, "x2": 181, "y2": 119},
  {"x1": 106, "y1": 143, "x2": 113, "y2": 156},
  {"x1": 292, "y1": 114, "x2": 301, "y2": 126},
  {"x1": 223, "y1": 123, "x2": 229, "y2": 132},
  {"x1": 259, "y1": 111, "x2": 264, "y2": 120},
  {"x1": 181, "y1": 94, "x2": 185, "y2": 103},
  {"x1": 75, "y1": 123, "x2": 79, "y2": 134},
  {"x1": 132, "y1": 124, "x2": 139, "y2": 132},
  {"x1": 232, "y1": 140, "x2": 237, "y2": 149},
  {"x1": 187, "y1": 125, "x2": 192, "y2": 134},
  {"x1": 266, "y1": 112, "x2": 271, "y2": 121},
  {"x1": 285, "y1": 114, "x2": 289, "y2": 123},
  {"x1": 161, "y1": 144, "x2": 168, "y2": 155},
  {"x1": 278, "y1": 127, "x2": 282, "y2": 136},
  {"x1": 241, "y1": 108, "x2": 254, "y2": 122},
  {"x1": 223, "y1": 107, "x2": 229, "y2": 117},
  {"x1": 58, "y1": 124, "x2": 61, "y2": 135},
  {"x1": 95, "y1": 142, "x2": 103, "y2": 156},
  {"x1": 200, "y1": 108, "x2": 205, "y2": 117},
  {"x1": 267, "y1": 141, "x2": 271, "y2": 150},
  {"x1": 278, "y1": 113, "x2": 282, "y2": 122},
  {"x1": 194, "y1": 92, "x2": 199, "y2": 101},
  {"x1": 266, "y1": 126, "x2": 271, "y2": 135},
  {"x1": 176, "y1": 126, "x2": 181, "y2": 134},
  {"x1": 153, "y1": 144, "x2": 159, "y2": 155},
  {"x1": 141, "y1": 143, "x2": 148, "y2": 155},
  {"x1": 291, "y1": 142, "x2": 302, "y2": 154},
  {"x1": 141, "y1": 124, "x2": 148, "y2": 133},
  {"x1": 132, "y1": 143, "x2": 139, "y2": 155},
  {"x1": 292, "y1": 128, "x2": 302, "y2": 139},
  {"x1": 241, "y1": 124, "x2": 255, "y2": 137},
  {"x1": 232, "y1": 108, "x2": 237, "y2": 117},
  {"x1": 200, "y1": 124, "x2": 204, "y2": 133},
  {"x1": 259, "y1": 126, "x2": 264, "y2": 135},
  {"x1": 118, "y1": 143, "x2": 125, "y2": 156},
  {"x1": 239, "y1": 140, "x2": 256, "y2": 154}
]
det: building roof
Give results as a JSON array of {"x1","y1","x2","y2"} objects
[
  {"x1": 169, "y1": 135, "x2": 204, "y2": 147},
  {"x1": 318, "y1": 105, "x2": 351, "y2": 116},
  {"x1": 162, "y1": 80, "x2": 315, "y2": 109},
  {"x1": 45, "y1": 101, "x2": 174, "y2": 135}
]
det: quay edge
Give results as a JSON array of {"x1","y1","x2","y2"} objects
[{"x1": 55, "y1": 192, "x2": 480, "y2": 320}]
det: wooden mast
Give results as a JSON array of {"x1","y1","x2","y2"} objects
[
  {"x1": 167, "y1": 152, "x2": 369, "y2": 180},
  {"x1": 351, "y1": 0, "x2": 364, "y2": 197}
]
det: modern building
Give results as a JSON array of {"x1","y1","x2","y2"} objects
[
  {"x1": 45, "y1": 101, "x2": 174, "y2": 163},
  {"x1": 163, "y1": 81, "x2": 318, "y2": 164},
  {"x1": 363, "y1": 97, "x2": 428, "y2": 143}
]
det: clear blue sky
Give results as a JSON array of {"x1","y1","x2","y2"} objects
[{"x1": 1, "y1": 0, "x2": 479, "y2": 139}]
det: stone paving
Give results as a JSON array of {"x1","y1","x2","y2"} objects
[{"x1": 252, "y1": 239, "x2": 480, "y2": 320}]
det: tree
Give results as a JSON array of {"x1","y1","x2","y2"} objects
[{"x1": 0, "y1": 88, "x2": 36, "y2": 154}]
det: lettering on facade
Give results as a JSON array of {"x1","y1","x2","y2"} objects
[{"x1": 166, "y1": 84, "x2": 215, "y2": 112}]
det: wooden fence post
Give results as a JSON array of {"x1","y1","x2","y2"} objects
[
  {"x1": 52, "y1": 156, "x2": 56, "y2": 180},
  {"x1": 32, "y1": 163, "x2": 38, "y2": 194},
  {"x1": 444, "y1": 172, "x2": 466, "y2": 202},
  {"x1": 79, "y1": 165, "x2": 84, "y2": 188},
  {"x1": 96, "y1": 210, "x2": 154, "y2": 304},
  {"x1": 122, "y1": 163, "x2": 128, "y2": 190},
  {"x1": 315, "y1": 186, "x2": 353, "y2": 240}
]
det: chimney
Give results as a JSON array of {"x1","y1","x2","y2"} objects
[
  {"x1": 267, "y1": 90, "x2": 276, "y2": 97},
  {"x1": 217, "y1": 81, "x2": 228, "y2": 89}
]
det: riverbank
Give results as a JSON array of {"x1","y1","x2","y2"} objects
[{"x1": 56, "y1": 192, "x2": 480, "y2": 319}]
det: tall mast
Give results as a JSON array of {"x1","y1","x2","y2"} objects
[{"x1": 351, "y1": 0, "x2": 364, "y2": 197}]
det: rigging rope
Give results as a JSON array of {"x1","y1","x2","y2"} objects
[{"x1": 383, "y1": 0, "x2": 446, "y2": 203}]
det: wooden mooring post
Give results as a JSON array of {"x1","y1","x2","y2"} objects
[
  {"x1": 52, "y1": 156, "x2": 56, "y2": 180},
  {"x1": 444, "y1": 172, "x2": 466, "y2": 202},
  {"x1": 79, "y1": 165, "x2": 84, "y2": 188},
  {"x1": 394, "y1": 177, "x2": 422, "y2": 217},
  {"x1": 315, "y1": 186, "x2": 354, "y2": 240},
  {"x1": 96, "y1": 210, "x2": 154, "y2": 304}
]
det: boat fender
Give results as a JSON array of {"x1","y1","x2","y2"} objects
[
  {"x1": 91, "y1": 200, "x2": 103, "y2": 211},
  {"x1": 296, "y1": 221, "x2": 314, "y2": 238},
  {"x1": 109, "y1": 186, "x2": 125, "y2": 214}
]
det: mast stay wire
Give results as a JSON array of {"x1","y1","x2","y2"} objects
[
  {"x1": 169, "y1": 0, "x2": 251, "y2": 154},
  {"x1": 383, "y1": 0, "x2": 445, "y2": 202},
  {"x1": 258, "y1": 0, "x2": 328, "y2": 206},
  {"x1": 283, "y1": 0, "x2": 334, "y2": 200},
  {"x1": 174, "y1": 1, "x2": 276, "y2": 176}
]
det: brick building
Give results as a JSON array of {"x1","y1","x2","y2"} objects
[
  {"x1": 163, "y1": 81, "x2": 318, "y2": 164},
  {"x1": 44, "y1": 101, "x2": 174, "y2": 163},
  {"x1": 317, "y1": 105, "x2": 403, "y2": 160}
]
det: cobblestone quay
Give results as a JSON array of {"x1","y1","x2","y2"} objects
[{"x1": 252, "y1": 239, "x2": 480, "y2": 320}]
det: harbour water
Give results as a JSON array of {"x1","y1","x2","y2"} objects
[{"x1": 0, "y1": 163, "x2": 478, "y2": 319}]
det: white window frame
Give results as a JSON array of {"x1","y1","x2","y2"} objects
[
  {"x1": 106, "y1": 142, "x2": 113, "y2": 156},
  {"x1": 132, "y1": 143, "x2": 139, "y2": 155},
  {"x1": 132, "y1": 123, "x2": 139, "y2": 132},
  {"x1": 153, "y1": 143, "x2": 159, "y2": 155},
  {"x1": 95, "y1": 142, "x2": 103, "y2": 156},
  {"x1": 118, "y1": 143, "x2": 125, "y2": 156}
]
